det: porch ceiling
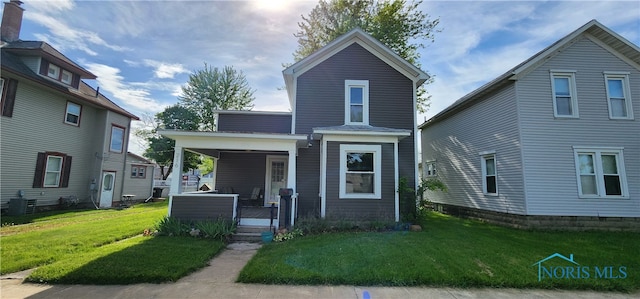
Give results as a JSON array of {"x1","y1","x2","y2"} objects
[{"x1": 159, "y1": 130, "x2": 309, "y2": 156}]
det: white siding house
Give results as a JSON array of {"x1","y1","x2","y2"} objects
[{"x1": 420, "y1": 20, "x2": 639, "y2": 228}]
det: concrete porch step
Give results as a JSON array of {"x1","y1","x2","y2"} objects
[{"x1": 233, "y1": 225, "x2": 272, "y2": 243}]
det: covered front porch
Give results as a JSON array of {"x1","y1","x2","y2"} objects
[{"x1": 160, "y1": 130, "x2": 308, "y2": 229}]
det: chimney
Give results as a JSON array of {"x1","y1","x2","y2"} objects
[{"x1": 1, "y1": 0, "x2": 24, "y2": 42}]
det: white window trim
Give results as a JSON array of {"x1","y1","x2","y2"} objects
[
  {"x1": 48, "y1": 64, "x2": 61, "y2": 80},
  {"x1": 573, "y1": 146, "x2": 629, "y2": 199},
  {"x1": 43, "y1": 155, "x2": 63, "y2": 187},
  {"x1": 344, "y1": 80, "x2": 369, "y2": 125},
  {"x1": 604, "y1": 72, "x2": 633, "y2": 120},
  {"x1": 550, "y1": 71, "x2": 579, "y2": 118},
  {"x1": 65, "y1": 102, "x2": 81, "y2": 126},
  {"x1": 110, "y1": 125, "x2": 125, "y2": 153},
  {"x1": 61, "y1": 69, "x2": 72, "y2": 85},
  {"x1": 339, "y1": 144, "x2": 381, "y2": 199},
  {"x1": 480, "y1": 151, "x2": 497, "y2": 196},
  {"x1": 424, "y1": 160, "x2": 437, "y2": 177}
]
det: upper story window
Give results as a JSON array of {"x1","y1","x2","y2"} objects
[
  {"x1": 550, "y1": 71, "x2": 578, "y2": 118},
  {"x1": 44, "y1": 62, "x2": 76, "y2": 87},
  {"x1": 1, "y1": 77, "x2": 17, "y2": 117},
  {"x1": 339, "y1": 144, "x2": 381, "y2": 199},
  {"x1": 110, "y1": 125, "x2": 125, "y2": 153},
  {"x1": 604, "y1": 72, "x2": 633, "y2": 120},
  {"x1": 480, "y1": 151, "x2": 497, "y2": 195},
  {"x1": 61, "y1": 70, "x2": 73, "y2": 85},
  {"x1": 47, "y1": 64, "x2": 61, "y2": 80},
  {"x1": 65, "y1": 102, "x2": 81, "y2": 126},
  {"x1": 573, "y1": 147, "x2": 628, "y2": 198},
  {"x1": 345, "y1": 80, "x2": 369, "y2": 125},
  {"x1": 425, "y1": 161, "x2": 437, "y2": 177}
]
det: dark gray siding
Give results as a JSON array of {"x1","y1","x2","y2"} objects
[
  {"x1": 216, "y1": 152, "x2": 273, "y2": 199},
  {"x1": 295, "y1": 43, "x2": 414, "y2": 135},
  {"x1": 325, "y1": 142, "x2": 395, "y2": 220},
  {"x1": 296, "y1": 140, "x2": 321, "y2": 217},
  {"x1": 517, "y1": 37, "x2": 640, "y2": 216},
  {"x1": 171, "y1": 195, "x2": 235, "y2": 221},
  {"x1": 218, "y1": 113, "x2": 291, "y2": 133}
]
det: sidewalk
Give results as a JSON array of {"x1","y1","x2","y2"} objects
[{"x1": 1, "y1": 242, "x2": 637, "y2": 299}]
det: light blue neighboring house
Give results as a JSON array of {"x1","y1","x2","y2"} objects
[{"x1": 420, "y1": 20, "x2": 639, "y2": 229}]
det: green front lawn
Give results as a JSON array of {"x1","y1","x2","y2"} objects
[
  {"x1": 1, "y1": 202, "x2": 168, "y2": 274},
  {"x1": 238, "y1": 212, "x2": 640, "y2": 292}
]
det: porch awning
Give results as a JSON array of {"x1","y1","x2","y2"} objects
[
  {"x1": 159, "y1": 130, "x2": 309, "y2": 155},
  {"x1": 312, "y1": 125, "x2": 411, "y2": 141}
]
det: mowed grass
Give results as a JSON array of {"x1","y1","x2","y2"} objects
[
  {"x1": 1, "y1": 202, "x2": 168, "y2": 274},
  {"x1": 238, "y1": 212, "x2": 640, "y2": 292},
  {"x1": 26, "y1": 236, "x2": 225, "y2": 284}
]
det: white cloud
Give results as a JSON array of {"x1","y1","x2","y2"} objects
[
  {"x1": 24, "y1": 3, "x2": 130, "y2": 55},
  {"x1": 84, "y1": 63, "x2": 165, "y2": 113},
  {"x1": 142, "y1": 59, "x2": 189, "y2": 79}
]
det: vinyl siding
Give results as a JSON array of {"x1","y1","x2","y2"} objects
[
  {"x1": 296, "y1": 140, "x2": 321, "y2": 217},
  {"x1": 325, "y1": 142, "x2": 396, "y2": 220},
  {"x1": 170, "y1": 195, "x2": 235, "y2": 221},
  {"x1": 295, "y1": 43, "x2": 415, "y2": 134},
  {"x1": 422, "y1": 84, "x2": 526, "y2": 215},
  {"x1": 218, "y1": 113, "x2": 291, "y2": 133},
  {"x1": 0, "y1": 78, "x2": 107, "y2": 206},
  {"x1": 517, "y1": 36, "x2": 640, "y2": 217},
  {"x1": 102, "y1": 111, "x2": 131, "y2": 204},
  {"x1": 122, "y1": 164, "x2": 154, "y2": 200},
  {"x1": 215, "y1": 152, "x2": 270, "y2": 201},
  {"x1": 295, "y1": 43, "x2": 417, "y2": 216}
]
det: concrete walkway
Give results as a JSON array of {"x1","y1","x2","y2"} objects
[{"x1": 1, "y1": 243, "x2": 637, "y2": 299}]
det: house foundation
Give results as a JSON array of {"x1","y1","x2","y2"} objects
[{"x1": 432, "y1": 203, "x2": 640, "y2": 232}]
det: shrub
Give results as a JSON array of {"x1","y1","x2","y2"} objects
[
  {"x1": 155, "y1": 217, "x2": 189, "y2": 236},
  {"x1": 155, "y1": 217, "x2": 236, "y2": 242}
]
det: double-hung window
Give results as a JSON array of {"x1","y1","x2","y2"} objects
[
  {"x1": 425, "y1": 161, "x2": 437, "y2": 177},
  {"x1": 550, "y1": 71, "x2": 578, "y2": 118},
  {"x1": 131, "y1": 165, "x2": 146, "y2": 178},
  {"x1": 110, "y1": 125, "x2": 125, "y2": 153},
  {"x1": 65, "y1": 102, "x2": 81, "y2": 126},
  {"x1": 47, "y1": 64, "x2": 61, "y2": 80},
  {"x1": 345, "y1": 80, "x2": 369, "y2": 125},
  {"x1": 340, "y1": 144, "x2": 381, "y2": 199},
  {"x1": 574, "y1": 147, "x2": 628, "y2": 198},
  {"x1": 33, "y1": 152, "x2": 72, "y2": 188},
  {"x1": 604, "y1": 72, "x2": 633, "y2": 119},
  {"x1": 480, "y1": 152, "x2": 497, "y2": 195}
]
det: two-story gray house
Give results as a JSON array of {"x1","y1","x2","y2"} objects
[
  {"x1": 162, "y1": 28, "x2": 428, "y2": 228},
  {"x1": 420, "y1": 20, "x2": 639, "y2": 230},
  {"x1": 1, "y1": 0, "x2": 139, "y2": 212}
]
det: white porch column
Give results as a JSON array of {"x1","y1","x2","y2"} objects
[
  {"x1": 212, "y1": 157, "x2": 219, "y2": 191},
  {"x1": 168, "y1": 145, "x2": 184, "y2": 217},
  {"x1": 394, "y1": 140, "x2": 400, "y2": 222},
  {"x1": 170, "y1": 145, "x2": 184, "y2": 196},
  {"x1": 287, "y1": 148, "x2": 297, "y2": 226}
]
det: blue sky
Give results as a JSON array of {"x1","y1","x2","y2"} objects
[{"x1": 10, "y1": 0, "x2": 640, "y2": 154}]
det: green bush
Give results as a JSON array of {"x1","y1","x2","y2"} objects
[{"x1": 155, "y1": 217, "x2": 236, "y2": 242}]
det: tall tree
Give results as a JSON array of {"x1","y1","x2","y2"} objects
[
  {"x1": 143, "y1": 105, "x2": 201, "y2": 180},
  {"x1": 293, "y1": 0, "x2": 439, "y2": 113},
  {"x1": 179, "y1": 64, "x2": 255, "y2": 131}
]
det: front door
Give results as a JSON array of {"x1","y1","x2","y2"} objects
[
  {"x1": 100, "y1": 171, "x2": 116, "y2": 208},
  {"x1": 265, "y1": 156, "x2": 287, "y2": 207}
]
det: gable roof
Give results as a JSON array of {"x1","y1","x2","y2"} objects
[
  {"x1": 1, "y1": 48, "x2": 139, "y2": 120},
  {"x1": 419, "y1": 19, "x2": 640, "y2": 129},
  {"x1": 2, "y1": 40, "x2": 96, "y2": 79},
  {"x1": 283, "y1": 28, "x2": 430, "y2": 107}
]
